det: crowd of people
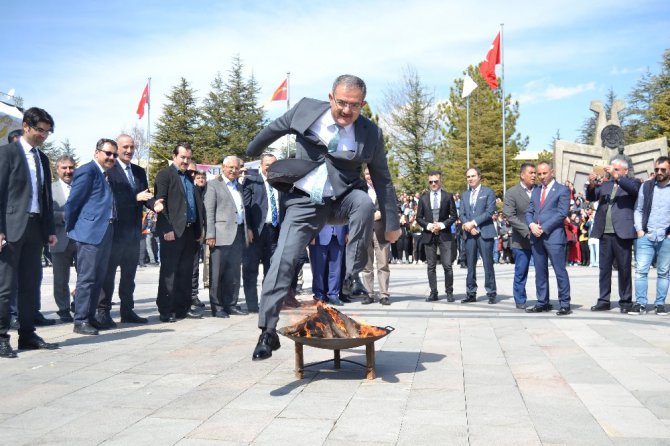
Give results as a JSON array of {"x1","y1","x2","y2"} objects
[{"x1": 1, "y1": 75, "x2": 669, "y2": 362}]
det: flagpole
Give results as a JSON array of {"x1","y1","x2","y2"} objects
[
  {"x1": 285, "y1": 71, "x2": 290, "y2": 159},
  {"x1": 466, "y1": 95, "x2": 470, "y2": 169},
  {"x1": 500, "y1": 23, "x2": 506, "y2": 196},
  {"x1": 147, "y1": 77, "x2": 151, "y2": 146}
]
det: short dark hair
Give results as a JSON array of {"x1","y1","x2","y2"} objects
[
  {"x1": 22, "y1": 107, "x2": 55, "y2": 130},
  {"x1": 173, "y1": 142, "x2": 192, "y2": 156},
  {"x1": 519, "y1": 162, "x2": 535, "y2": 174},
  {"x1": 96, "y1": 138, "x2": 117, "y2": 151},
  {"x1": 428, "y1": 170, "x2": 442, "y2": 178},
  {"x1": 466, "y1": 167, "x2": 481, "y2": 177},
  {"x1": 260, "y1": 153, "x2": 276, "y2": 162},
  {"x1": 332, "y1": 74, "x2": 367, "y2": 99},
  {"x1": 7, "y1": 129, "x2": 23, "y2": 143},
  {"x1": 656, "y1": 156, "x2": 670, "y2": 165}
]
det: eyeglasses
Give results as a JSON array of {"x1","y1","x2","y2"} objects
[
  {"x1": 655, "y1": 167, "x2": 668, "y2": 173},
  {"x1": 428, "y1": 180, "x2": 440, "y2": 184},
  {"x1": 97, "y1": 149, "x2": 118, "y2": 158},
  {"x1": 333, "y1": 98, "x2": 363, "y2": 111},
  {"x1": 31, "y1": 126, "x2": 53, "y2": 135}
]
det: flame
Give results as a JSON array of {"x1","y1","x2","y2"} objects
[{"x1": 284, "y1": 301, "x2": 386, "y2": 338}]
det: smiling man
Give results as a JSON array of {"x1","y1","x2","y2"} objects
[{"x1": 247, "y1": 74, "x2": 400, "y2": 360}]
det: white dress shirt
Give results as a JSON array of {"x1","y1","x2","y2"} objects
[{"x1": 20, "y1": 137, "x2": 44, "y2": 213}]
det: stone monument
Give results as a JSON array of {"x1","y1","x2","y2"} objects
[{"x1": 554, "y1": 99, "x2": 668, "y2": 192}]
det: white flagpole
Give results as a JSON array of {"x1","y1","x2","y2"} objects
[
  {"x1": 285, "y1": 72, "x2": 291, "y2": 159},
  {"x1": 147, "y1": 77, "x2": 151, "y2": 146},
  {"x1": 500, "y1": 23, "x2": 506, "y2": 195},
  {"x1": 466, "y1": 95, "x2": 470, "y2": 169}
]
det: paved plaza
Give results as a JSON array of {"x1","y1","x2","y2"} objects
[{"x1": 2, "y1": 261, "x2": 670, "y2": 445}]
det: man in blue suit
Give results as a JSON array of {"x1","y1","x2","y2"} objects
[
  {"x1": 525, "y1": 161, "x2": 572, "y2": 315},
  {"x1": 309, "y1": 224, "x2": 347, "y2": 305},
  {"x1": 460, "y1": 167, "x2": 498, "y2": 304},
  {"x1": 65, "y1": 138, "x2": 118, "y2": 335}
]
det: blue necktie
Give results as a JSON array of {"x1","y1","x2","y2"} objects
[
  {"x1": 268, "y1": 182, "x2": 278, "y2": 226},
  {"x1": 310, "y1": 125, "x2": 342, "y2": 204}
]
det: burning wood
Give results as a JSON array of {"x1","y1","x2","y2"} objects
[{"x1": 283, "y1": 302, "x2": 386, "y2": 338}]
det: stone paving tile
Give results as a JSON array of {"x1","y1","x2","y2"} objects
[
  {"x1": 102, "y1": 416, "x2": 201, "y2": 445},
  {"x1": 189, "y1": 407, "x2": 276, "y2": 443},
  {"x1": 252, "y1": 417, "x2": 334, "y2": 445}
]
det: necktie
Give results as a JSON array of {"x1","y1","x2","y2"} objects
[
  {"x1": 432, "y1": 192, "x2": 440, "y2": 223},
  {"x1": 540, "y1": 185, "x2": 547, "y2": 208},
  {"x1": 31, "y1": 148, "x2": 43, "y2": 211},
  {"x1": 104, "y1": 172, "x2": 117, "y2": 220},
  {"x1": 328, "y1": 125, "x2": 342, "y2": 152},
  {"x1": 470, "y1": 189, "x2": 476, "y2": 208},
  {"x1": 125, "y1": 165, "x2": 136, "y2": 191},
  {"x1": 611, "y1": 182, "x2": 619, "y2": 201},
  {"x1": 432, "y1": 192, "x2": 438, "y2": 209},
  {"x1": 268, "y1": 182, "x2": 278, "y2": 227}
]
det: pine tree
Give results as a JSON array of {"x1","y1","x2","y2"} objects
[
  {"x1": 437, "y1": 65, "x2": 527, "y2": 197},
  {"x1": 648, "y1": 49, "x2": 670, "y2": 141},
  {"x1": 149, "y1": 77, "x2": 200, "y2": 178},
  {"x1": 200, "y1": 72, "x2": 228, "y2": 164},
  {"x1": 382, "y1": 66, "x2": 440, "y2": 194},
  {"x1": 577, "y1": 87, "x2": 628, "y2": 144}
]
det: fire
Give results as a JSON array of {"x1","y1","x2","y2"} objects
[{"x1": 283, "y1": 301, "x2": 386, "y2": 338}]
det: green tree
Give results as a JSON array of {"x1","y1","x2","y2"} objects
[
  {"x1": 149, "y1": 77, "x2": 200, "y2": 178},
  {"x1": 437, "y1": 65, "x2": 527, "y2": 197},
  {"x1": 577, "y1": 87, "x2": 628, "y2": 144},
  {"x1": 382, "y1": 65, "x2": 440, "y2": 194},
  {"x1": 362, "y1": 102, "x2": 400, "y2": 185},
  {"x1": 202, "y1": 55, "x2": 266, "y2": 162},
  {"x1": 648, "y1": 49, "x2": 670, "y2": 141},
  {"x1": 41, "y1": 138, "x2": 79, "y2": 180},
  {"x1": 536, "y1": 149, "x2": 553, "y2": 164}
]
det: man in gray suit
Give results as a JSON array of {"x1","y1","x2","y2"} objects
[
  {"x1": 51, "y1": 155, "x2": 77, "y2": 322},
  {"x1": 205, "y1": 156, "x2": 249, "y2": 318},
  {"x1": 460, "y1": 167, "x2": 498, "y2": 304},
  {"x1": 247, "y1": 74, "x2": 400, "y2": 360},
  {"x1": 503, "y1": 162, "x2": 536, "y2": 309}
]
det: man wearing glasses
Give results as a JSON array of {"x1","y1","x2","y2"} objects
[
  {"x1": 0, "y1": 107, "x2": 59, "y2": 357},
  {"x1": 65, "y1": 138, "x2": 118, "y2": 335},
  {"x1": 247, "y1": 74, "x2": 400, "y2": 360},
  {"x1": 631, "y1": 156, "x2": 670, "y2": 315}
]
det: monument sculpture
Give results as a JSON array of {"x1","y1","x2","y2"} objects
[{"x1": 554, "y1": 100, "x2": 668, "y2": 191}]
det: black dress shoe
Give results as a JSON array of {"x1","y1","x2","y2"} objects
[
  {"x1": 590, "y1": 303, "x2": 611, "y2": 312},
  {"x1": 120, "y1": 311, "x2": 148, "y2": 324},
  {"x1": 58, "y1": 312, "x2": 74, "y2": 323},
  {"x1": 446, "y1": 294, "x2": 455, "y2": 303},
  {"x1": 228, "y1": 307, "x2": 248, "y2": 316},
  {"x1": 95, "y1": 312, "x2": 117, "y2": 329},
  {"x1": 345, "y1": 274, "x2": 369, "y2": 297},
  {"x1": 425, "y1": 292, "x2": 438, "y2": 302},
  {"x1": 18, "y1": 335, "x2": 59, "y2": 350},
  {"x1": 525, "y1": 304, "x2": 552, "y2": 313},
  {"x1": 556, "y1": 307, "x2": 572, "y2": 316},
  {"x1": 0, "y1": 338, "x2": 17, "y2": 358},
  {"x1": 191, "y1": 297, "x2": 206, "y2": 308},
  {"x1": 461, "y1": 296, "x2": 477, "y2": 304},
  {"x1": 212, "y1": 312, "x2": 230, "y2": 318},
  {"x1": 186, "y1": 309, "x2": 204, "y2": 319},
  {"x1": 339, "y1": 295, "x2": 352, "y2": 303},
  {"x1": 34, "y1": 313, "x2": 57, "y2": 326},
  {"x1": 252, "y1": 330, "x2": 280, "y2": 361},
  {"x1": 488, "y1": 295, "x2": 497, "y2": 304},
  {"x1": 73, "y1": 323, "x2": 99, "y2": 335},
  {"x1": 159, "y1": 313, "x2": 177, "y2": 323},
  {"x1": 379, "y1": 297, "x2": 391, "y2": 306},
  {"x1": 361, "y1": 295, "x2": 375, "y2": 305}
]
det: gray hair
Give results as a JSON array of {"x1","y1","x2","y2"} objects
[
  {"x1": 222, "y1": 155, "x2": 239, "y2": 166},
  {"x1": 610, "y1": 154, "x2": 635, "y2": 178},
  {"x1": 332, "y1": 74, "x2": 367, "y2": 99},
  {"x1": 56, "y1": 155, "x2": 76, "y2": 166}
]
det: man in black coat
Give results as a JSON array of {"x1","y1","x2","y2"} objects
[
  {"x1": 585, "y1": 156, "x2": 641, "y2": 313},
  {"x1": 416, "y1": 171, "x2": 458, "y2": 302}
]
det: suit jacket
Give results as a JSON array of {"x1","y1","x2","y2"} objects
[
  {"x1": 525, "y1": 181, "x2": 570, "y2": 244},
  {"x1": 459, "y1": 185, "x2": 497, "y2": 239},
  {"x1": 0, "y1": 140, "x2": 55, "y2": 242},
  {"x1": 314, "y1": 224, "x2": 347, "y2": 246},
  {"x1": 416, "y1": 189, "x2": 458, "y2": 243},
  {"x1": 503, "y1": 183, "x2": 534, "y2": 250},
  {"x1": 204, "y1": 177, "x2": 248, "y2": 246},
  {"x1": 154, "y1": 165, "x2": 204, "y2": 240},
  {"x1": 64, "y1": 161, "x2": 114, "y2": 245},
  {"x1": 107, "y1": 161, "x2": 154, "y2": 241},
  {"x1": 246, "y1": 97, "x2": 399, "y2": 233},
  {"x1": 243, "y1": 171, "x2": 283, "y2": 239},
  {"x1": 585, "y1": 176, "x2": 640, "y2": 240},
  {"x1": 51, "y1": 179, "x2": 71, "y2": 252}
]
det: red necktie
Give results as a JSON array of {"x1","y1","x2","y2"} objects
[{"x1": 540, "y1": 185, "x2": 547, "y2": 208}]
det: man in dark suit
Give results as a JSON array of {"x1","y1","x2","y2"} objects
[
  {"x1": 417, "y1": 170, "x2": 458, "y2": 302},
  {"x1": 503, "y1": 162, "x2": 536, "y2": 309},
  {"x1": 459, "y1": 167, "x2": 498, "y2": 304},
  {"x1": 65, "y1": 138, "x2": 118, "y2": 335},
  {"x1": 309, "y1": 224, "x2": 348, "y2": 305},
  {"x1": 154, "y1": 143, "x2": 205, "y2": 323},
  {"x1": 0, "y1": 107, "x2": 59, "y2": 357},
  {"x1": 247, "y1": 74, "x2": 400, "y2": 360},
  {"x1": 204, "y1": 156, "x2": 248, "y2": 318},
  {"x1": 51, "y1": 155, "x2": 77, "y2": 322},
  {"x1": 243, "y1": 153, "x2": 281, "y2": 313},
  {"x1": 97, "y1": 134, "x2": 154, "y2": 327},
  {"x1": 586, "y1": 156, "x2": 640, "y2": 313},
  {"x1": 525, "y1": 161, "x2": 572, "y2": 315}
]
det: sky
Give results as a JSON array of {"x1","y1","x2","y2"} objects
[{"x1": 3, "y1": 0, "x2": 669, "y2": 163}]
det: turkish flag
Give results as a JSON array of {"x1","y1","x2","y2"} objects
[
  {"x1": 136, "y1": 83, "x2": 149, "y2": 119},
  {"x1": 479, "y1": 32, "x2": 501, "y2": 89},
  {"x1": 270, "y1": 79, "x2": 288, "y2": 101}
]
